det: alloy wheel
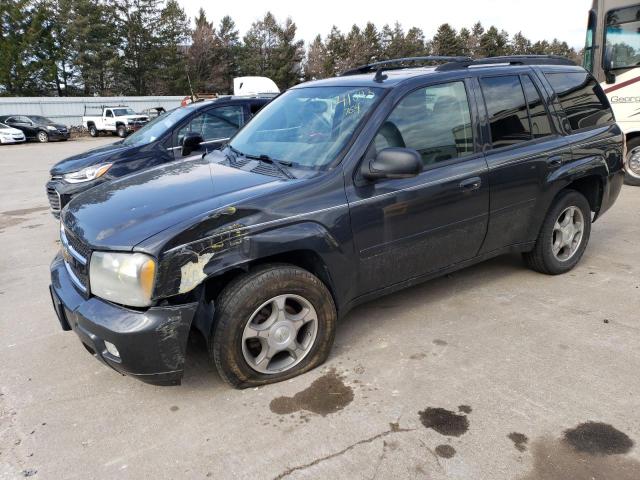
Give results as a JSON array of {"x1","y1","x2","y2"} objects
[
  {"x1": 241, "y1": 294, "x2": 318, "y2": 374},
  {"x1": 551, "y1": 206, "x2": 584, "y2": 261}
]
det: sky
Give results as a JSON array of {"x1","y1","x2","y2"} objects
[{"x1": 177, "y1": 0, "x2": 593, "y2": 49}]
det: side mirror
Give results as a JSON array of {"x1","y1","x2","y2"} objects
[
  {"x1": 181, "y1": 132, "x2": 203, "y2": 156},
  {"x1": 603, "y1": 46, "x2": 616, "y2": 84},
  {"x1": 361, "y1": 147, "x2": 422, "y2": 180}
]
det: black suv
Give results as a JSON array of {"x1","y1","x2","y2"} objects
[
  {"x1": 49, "y1": 56, "x2": 624, "y2": 388},
  {"x1": 0, "y1": 114, "x2": 69, "y2": 143},
  {"x1": 45, "y1": 96, "x2": 272, "y2": 216}
]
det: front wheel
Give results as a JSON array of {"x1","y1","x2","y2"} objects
[
  {"x1": 37, "y1": 131, "x2": 48, "y2": 143},
  {"x1": 117, "y1": 125, "x2": 127, "y2": 138},
  {"x1": 624, "y1": 137, "x2": 640, "y2": 186},
  {"x1": 211, "y1": 264, "x2": 337, "y2": 388},
  {"x1": 88, "y1": 125, "x2": 98, "y2": 137},
  {"x1": 523, "y1": 190, "x2": 592, "y2": 275}
]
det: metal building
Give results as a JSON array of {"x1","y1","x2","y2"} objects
[{"x1": 0, "y1": 96, "x2": 184, "y2": 127}]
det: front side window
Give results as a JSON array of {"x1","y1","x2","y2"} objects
[
  {"x1": 373, "y1": 81, "x2": 473, "y2": 166},
  {"x1": 605, "y1": 5, "x2": 640, "y2": 69},
  {"x1": 105, "y1": 110, "x2": 113, "y2": 118},
  {"x1": 545, "y1": 72, "x2": 614, "y2": 131},
  {"x1": 229, "y1": 86, "x2": 383, "y2": 169},
  {"x1": 521, "y1": 75, "x2": 553, "y2": 138},
  {"x1": 480, "y1": 75, "x2": 531, "y2": 149},
  {"x1": 176, "y1": 105, "x2": 243, "y2": 146}
]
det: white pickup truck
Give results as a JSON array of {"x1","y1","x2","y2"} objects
[{"x1": 82, "y1": 106, "x2": 149, "y2": 138}]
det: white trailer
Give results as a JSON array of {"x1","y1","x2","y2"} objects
[{"x1": 585, "y1": 0, "x2": 640, "y2": 184}]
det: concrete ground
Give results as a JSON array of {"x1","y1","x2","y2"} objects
[{"x1": 1, "y1": 138, "x2": 639, "y2": 480}]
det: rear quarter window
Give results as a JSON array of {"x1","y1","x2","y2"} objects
[{"x1": 544, "y1": 72, "x2": 614, "y2": 131}]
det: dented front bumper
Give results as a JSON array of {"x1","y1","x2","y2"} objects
[{"x1": 49, "y1": 254, "x2": 198, "y2": 386}]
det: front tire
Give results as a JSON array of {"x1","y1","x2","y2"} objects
[
  {"x1": 523, "y1": 190, "x2": 592, "y2": 275},
  {"x1": 117, "y1": 125, "x2": 127, "y2": 138},
  {"x1": 88, "y1": 125, "x2": 98, "y2": 137},
  {"x1": 211, "y1": 264, "x2": 337, "y2": 388},
  {"x1": 37, "y1": 131, "x2": 49, "y2": 143}
]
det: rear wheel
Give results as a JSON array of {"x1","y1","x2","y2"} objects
[
  {"x1": 523, "y1": 190, "x2": 592, "y2": 275},
  {"x1": 624, "y1": 137, "x2": 640, "y2": 186},
  {"x1": 88, "y1": 125, "x2": 98, "y2": 137},
  {"x1": 37, "y1": 131, "x2": 48, "y2": 143},
  {"x1": 210, "y1": 264, "x2": 337, "y2": 388}
]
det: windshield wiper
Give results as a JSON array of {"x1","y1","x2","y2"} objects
[{"x1": 229, "y1": 146, "x2": 296, "y2": 179}]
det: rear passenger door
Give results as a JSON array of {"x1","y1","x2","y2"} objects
[
  {"x1": 477, "y1": 72, "x2": 573, "y2": 254},
  {"x1": 347, "y1": 80, "x2": 490, "y2": 294}
]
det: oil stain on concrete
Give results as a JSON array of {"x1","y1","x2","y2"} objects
[
  {"x1": 418, "y1": 407, "x2": 469, "y2": 437},
  {"x1": 508, "y1": 432, "x2": 529, "y2": 452},
  {"x1": 435, "y1": 444, "x2": 456, "y2": 458},
  {"x1": 518, "y1": 423, "x2": 638, "y2": 480},
  {"x1": 270, "y1": 368, "x2": 354, "y2": 417}
]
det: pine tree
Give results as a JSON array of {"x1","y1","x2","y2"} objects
[
  {"x1": 458, "y1": 28, "x2": 471, "y2": 57},
  {"x1": 155, "y1": 0, "x2": 189, "y2": 95},
  {"x1": 469, "y1": 22, "x2": 484, "y2": 58},
  {"x1": 478, "y1": 26, "x2": 510, "y2": 57},
  {"x1": 431, "y1": 23, "x2": 462, "y2": 56},
  {"x1": 511, "y1": 32, "x2": 532, "y2": 55},
  {"x1": 305, "y1": 34, "x2": 329, "y2": 80},
  {"x1": 213, "y1": 16, "x2": 241, "y2": 93}
]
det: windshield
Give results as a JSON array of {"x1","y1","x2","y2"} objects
[
  {"x1": 30, "y1": 116, "x2": 53, "y2": 124},
  {"x1": 113, "y1": 108, "x2": 136, "y2": 116},
  {"x1": 583, "y1": 10, "x2": 596, "y2": 72},
  {"x1": 229, "y1": 86, "x2": 383, "y2": 169},
  {"x1": 0, "y1": 123, "x2": 10, "y2": 130},
  {"x1": 605, "y1": 5, "x2": 640, "y2": 69},
  {"x1": 122, "y1": 107, "x2": 191, "y2": 147}
]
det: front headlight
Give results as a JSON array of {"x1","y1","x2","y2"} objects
[
  {"x1": 89, "y1": 252, "x2": 156, "y2": 307},
  {"x1": 63, "y1": 163, "x2": 112, "y2": 183},
  {"x1": 46, "y1": 125, "x2": 57, "y2": 131}
]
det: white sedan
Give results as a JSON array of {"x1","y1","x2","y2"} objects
[{"x1": 0, "y1": 123, "x2": 26, "y2": 144}]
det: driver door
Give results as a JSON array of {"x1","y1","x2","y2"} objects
[
  {"x1": 346, "y1": 80, "x2": 490, "y2": 294},
  {"x1": 171, "y1": 105, "x2": 244, "y2": 160}
]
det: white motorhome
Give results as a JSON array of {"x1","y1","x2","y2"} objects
[{"x1": 585, "y1": 0, "x2": 640, "y2": 184}]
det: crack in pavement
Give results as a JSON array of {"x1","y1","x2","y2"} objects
[{"x1": 272, "y1": 423, "x2": 414, "y2": 480}]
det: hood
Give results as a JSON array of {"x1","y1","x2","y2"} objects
[
  {"x1": 50, "y1": 142, "x2": 133, "y2": 175},
  {"x1": 0, "y1": 126, "x2": 23, "y2": 135},
  {"x1": 62, "y1": 155, "x2": 282, "y2": 251}
]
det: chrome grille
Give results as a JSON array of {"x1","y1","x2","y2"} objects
[
  {"x1": 47, "y1": 186, "x2": 61, "y2": 211},
  {"x1": 60, "y1": 225, "x2": 90, "y2": 294}
]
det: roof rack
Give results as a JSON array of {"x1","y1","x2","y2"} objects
[
  {"x1": 341, "y1": 56, "x2": 472, "y2": 82},
  {"x1": 435, "y1": 55, "x2": 576, "y2": 71},
  {"x1": 340, "y1": 55, "x2": 576, "y2": 81}
]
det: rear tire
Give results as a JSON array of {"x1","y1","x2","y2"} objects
[
  {"x1": 523, "y1": 190, "x2": 592, "y2": 275},
  {"x1": 37, "y1": 131, "x2": 48, "y2": 143},
  {"x1": 210, "y1": 264, "x2": 337, "y2": 389}
]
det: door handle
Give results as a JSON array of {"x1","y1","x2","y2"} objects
[
  {"x1": 548, "y1": 155, "x2": 563, "y2": 168},
  {"x1": 459, "y1": 177, "x2": 482, "y2": 191}
]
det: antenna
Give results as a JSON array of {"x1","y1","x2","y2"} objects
[{"x1": 186, "y1": 70, "x2": 196, "y2": 103}]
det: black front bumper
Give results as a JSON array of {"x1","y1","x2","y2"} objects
[
  {"x1": 50, "y1": 254, "x2": 198, "y2": 385},
  {"x1": 48, "y1": 130, "x2": 70, "y2": 141}
]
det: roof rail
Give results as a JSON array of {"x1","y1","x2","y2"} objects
[
  {"x1": 436, "y1": 55, "x2": 576, "y2": 71},
  {"x1": 341, "y1": 56, "x2": 472, "y2": 81}
]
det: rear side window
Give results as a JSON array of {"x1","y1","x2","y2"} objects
[
  {"x1": 480, "y1": 75, "x2": 531, "y2": 148},
  {"x1": 545, "y1": 72, "x2": 614, "y2": 131},
  {"x1": 521, "y1": 75, "x2": 553, "y2": 138}
]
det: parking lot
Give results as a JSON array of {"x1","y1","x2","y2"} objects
[{"x1": 1, "y1": 138, "x2": 639, "y2": 479}]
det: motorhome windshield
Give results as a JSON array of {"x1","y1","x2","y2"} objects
[
  {"x1": 605, "y1": 5, "x2": 640, "y2": 69},
  {"x1": 229, "y1": 86, "x2": 383, "y2": 169}
]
